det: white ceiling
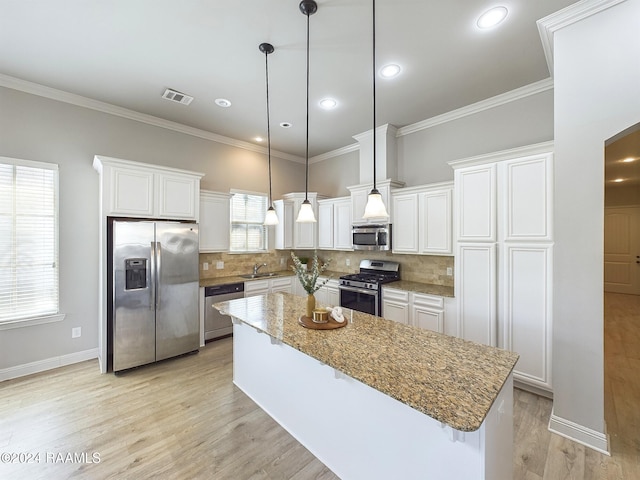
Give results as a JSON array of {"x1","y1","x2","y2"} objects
[{"x1": 0, "y1": 0, "x2": 579, "y2": 159}]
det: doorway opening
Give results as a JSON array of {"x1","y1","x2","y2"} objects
[{"x1": 603, "y1": 122, "x2": 640, "y2": 472}]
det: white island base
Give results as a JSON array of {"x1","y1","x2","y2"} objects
[{"x1": 233, "y1": 321, "x2": 514, "y2": 480}]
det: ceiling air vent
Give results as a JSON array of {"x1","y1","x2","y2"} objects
[{"x1": 161, "y1": 88, "x2": 194, "y2": 106}]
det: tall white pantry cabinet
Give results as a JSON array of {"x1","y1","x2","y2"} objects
[{"x1": 449, "y1": 142, "x2": 554, "y2": 393}]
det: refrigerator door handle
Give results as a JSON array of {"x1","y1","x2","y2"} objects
[
  {"x1": 150, "y1": 241, "x2": 156, "y2": 310},
  {"x1": 155, "y1": 241, "x2": 162, "y2": 310}
]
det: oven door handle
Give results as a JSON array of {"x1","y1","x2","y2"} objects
[{"x1": 339, "y1": 285, "x2": 378, "y2": 296}]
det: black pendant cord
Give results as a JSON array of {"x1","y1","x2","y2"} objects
[
  {"x1": 304, "y1": 9, "x2": 310, "y2": 202},
  {"x1": 371, "y1": 0, "x2": 378, "y2": 194},
  {"x1": 265, "y1": 49, "x2": 273, "y2": 207}
]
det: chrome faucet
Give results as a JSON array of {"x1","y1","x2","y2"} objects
[{"x1": 253, "y1": 263, "x2": 267, "y2": 275}]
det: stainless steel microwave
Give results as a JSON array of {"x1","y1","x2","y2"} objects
[{"x1": 352, "y1": 224, "x2": 391, "y2": 251}]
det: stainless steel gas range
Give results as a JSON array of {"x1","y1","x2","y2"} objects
[{"x1": 339, "y1": 259, "x2": 400, "y2": 316}]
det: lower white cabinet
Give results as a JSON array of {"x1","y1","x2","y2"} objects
[
  {"x1": 501, "y1": 244, "x2": 553, "y2": 391},
  {"x1": 312, "y1": 277, "x2": 340, "y2": 306},
  {"x1": 411, "y1": 292, "x2": 444, "y2": 333},
  {"x1": 382, "y1": 287, "x2": 446, "y2": 332},
  {"x1": 244, "y1": 277, "x2": 293, "y2": 297},
  {"x1": 382, "y1": 288, "x2": 410, "y2": 325},
  {"x1": 270, "y1": 277, "x2": 293, "y2": 294}
]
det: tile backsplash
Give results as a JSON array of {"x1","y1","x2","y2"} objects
[{"x1": 200, "y1": 250, "x2": 453, "y2": 287}]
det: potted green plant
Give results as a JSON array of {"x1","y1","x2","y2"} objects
[{"x1": 291, "y1": 250, "x2": 330, "y2": 318}]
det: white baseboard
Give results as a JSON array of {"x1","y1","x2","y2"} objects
[
  {"x1": 548, "y1": 409, "x2": 610, "y2": 455},
  {"x1": 0, "y1": 348, "x2": 98, "y2": 382}
]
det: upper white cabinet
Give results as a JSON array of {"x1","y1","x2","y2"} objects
[
  {"x1": 502, "y1": 155, "x2": 553, "y2": 241},
  {"x1": 273, "y1": 199, "x2": 294, "y2": 250},
  {"x1": 93, "y1": 155, "x2": 203, "y2": 220},
  {"x1": 199, "y1": 191, "x2": 231, "y2": 252},
  {"x1": 391, "y1": 182, "x2": 453, "y2": 255},
  {"x1": 455, "y1": 164, "x2": 497, "y2": 242},
  {"x1": 348, "y1": 179, "x2": 404, "y2": 225},
  {"x1": 318, "y1": 197, "x2": 352, "y2": 251},
  {"x1": 274, "y1": 193, "x2": 325, "y2": 250},
  {"x1": 449, "y1": 142, "x2": 554, "y2": 393}
]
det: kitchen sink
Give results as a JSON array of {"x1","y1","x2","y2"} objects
[{"x1": 239, "y1": 273, "x2": 279, "y2": 279}]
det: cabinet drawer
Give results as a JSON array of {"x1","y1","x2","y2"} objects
[
  {"x1": 244, "y1": 280, "x2": 270, "y2": 296},
  {"x1": 382, "y1": 287, "x2": 409, "y2": 302},
  {"x1": 411, "y1": 292, "x2": 444, "y2": 309},
  {"x1": 270, "y1": 277, "x2": 293, "y2": 289}
]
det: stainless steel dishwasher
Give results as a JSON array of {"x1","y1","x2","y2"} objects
[{"x1": 204, "y1": 282, "x2": 244, "y2": 341}]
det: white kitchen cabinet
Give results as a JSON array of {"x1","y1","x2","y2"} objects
[
  {"x1": 419, "y1": 188, "x2": 452, "y2": 255},
  {"x1": 391, "y1": 193, "x2": 419, "y2": 253},
  {"x1": 318, "y1": 197, "x2": 352, "y2": 251},
  {"x1": 199, "y1": 191, "x2": 231, "y2": 252},
  {"x1": 317, "y1": 201, "x2": 334, "y2": 250},
  {"x1": 326, "y1": 280, "x2": 340, "y2": 307},
  {"x1": 454, "y1": 163, "x2": 496, "y2": 243},
  {"x1": 449, "y1": 142, "x2": 554, "y2": 393},
  {"x1": 274, "y1": 193, "x2": 325, "y2": 250},
  {"x1": 502, "y1": 244, "x2": 553, "y2": 391},
  {"x1": 244, "y1": 279, "x2": 270, "y2": 297},
  {"x1": 270, "y1": 277, "x2": 293, "y2": 294},
  {"x1": 245, "y1": 277, "x2": 294, "y2": 297},
  {"x1": 411, "y1": 292, "x2": 444, "y2": 333},
  {"x1": 348, "y1": 180, "x2": 404, "y2": 225},
  {"x1": 273, "y1": 199, "x2": 294, "y2": 250},
  {"x1": 93, "y1": 155, "x2": 203, "y2": 220},
  {"x1": 382, "y1": 288, "x2": 410, "y2": 325},
  {"x1": 391, "y1": 183, "x2": 453, "y2": 255}
]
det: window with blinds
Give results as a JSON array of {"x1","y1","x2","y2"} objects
[
  {"x1": 230, "y1": 191, "x2": 267, "y2": 252},
  {"x1": 0, "y1": 158, "x2": 59, "y2": 324}
]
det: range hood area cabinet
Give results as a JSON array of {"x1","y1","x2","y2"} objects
[
  {"x1": 199, "y1": 190, "x2": 231, "y2": 252},
  {"x1": 391, "y1": 182, "x2": 453, "y2": 256},
  {"x1": 93, "y1": 155, "x2": 204, "y2": 221},
  {"x1": 273, "y1": 193, "x2": 327, "y2": 250},
  {"x1": 449, "y1": 142, "x2": 554, "y2": 393},
  {"x1": 348, "y1": 179, "x2": 405, "y2": 225}
]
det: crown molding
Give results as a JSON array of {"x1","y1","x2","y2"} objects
[
  {"x1": 447, "y1": 141, "x2": 554, "y2": 169},
  {"x1": 396, "y1": 78, "x2": 554, "y2": 137},
  {"x1": 310, "y1": 142, "x2": 359, "y2": 164},
  {"x1": 537, "y1": 0, "x2": 628, "y2": 76},
  {"x1": 0, "y1": 73, "x2": 304, "y2": 164}
]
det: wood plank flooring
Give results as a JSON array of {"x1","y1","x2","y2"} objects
[{"x1": 0, "y1": 294, "x2": 638, "y2": 479}]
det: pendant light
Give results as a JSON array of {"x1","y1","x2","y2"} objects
[
  {"x1": 363, "y1": 0, "x2": 389, "y2": 220},
  {"x1": 260, "y1": 42, "x2": 279, "y2": 226},
  {"x1": 296, "y1": 0, "x2": 318, "y2": 223}
]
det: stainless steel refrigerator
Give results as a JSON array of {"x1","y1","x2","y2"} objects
[{"x1": 110, "y1": 220, "x2": 199, "y2": 372}]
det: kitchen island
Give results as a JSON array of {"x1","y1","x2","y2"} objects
[{"x1": 215, "y1": 293, "x2": 518, "y2": 480}]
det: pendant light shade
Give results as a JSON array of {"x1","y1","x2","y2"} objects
[
  {"x1": 362, "y1": 0, "x2": 389, "y2": 220},
  {"x1": 296, "y1": 0, "x2": 318, "y2": 223},
  {"x1": 260, "y1": 42, "x2": 279, "y2": 226}
]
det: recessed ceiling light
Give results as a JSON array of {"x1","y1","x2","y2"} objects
[
  {"x1": 613, "y1": 178, "x2": 625, "y2": 182},
  {"x1": 380, "y1": 64, "x2": 401, "y2": 78},
  {"x1": 622, "y1": 157, "x2": 636, "y2": 162},
  {"x1": 477, "y1": 6, "x2": 508, "y2": 29},
  {"x1": 255, "y1": 136, "x2": 264, "y2": 142},
  {"x1": 280, "y1": 122, "x2": 292, "y2": 128},
  {"x1": 215, "y1": 98, "x2": 231, "y2": 108},
  {"x1": 319, "y1": 98, "x2": 338, "y2": 109}
]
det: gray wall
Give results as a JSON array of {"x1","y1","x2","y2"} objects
[
  {"x1": 308, "y1": 89, "x2": 554, "y2": 190},
  {"x1": 552, "y1": 0, "x2": 640, "y2": 442},
  {"x1": 0, "y1": 87, "x2": 304, "y2": 370}
]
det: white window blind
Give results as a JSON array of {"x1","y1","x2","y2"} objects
[
  {"x1": 230, "y1": 192, "x2": 267, "y2": 252},
  {"x1": 0, "y1": 158, "x2": 59, "y2": 323}
]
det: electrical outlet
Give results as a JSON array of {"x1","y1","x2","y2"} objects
[
  {"x1": 280, "y1": 257, "x2": 285, "y2": 266},
  {"x1": 346, "y1": 258, "x2": 350, "y2": 266},
  {"x1": 446, "y1": 267, "x2": 453, "y2": 276},
  {"x1": 202, "y1": 262, "x2": 209, "y2": 271},
  {"x1": 216, "y1": 261, "x2": 224, "y2": 270},
  {"x1": 72, "y1": 327, "x2": 81, "y2": 338}
]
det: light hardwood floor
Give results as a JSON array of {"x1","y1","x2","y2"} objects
[{"x1": 0, "y1": 294, "x2": 638, "y2": 479}]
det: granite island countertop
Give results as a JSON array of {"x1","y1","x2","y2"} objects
[{"x1": 214, "y1": 292, "x2": 518, "y2": 432}]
